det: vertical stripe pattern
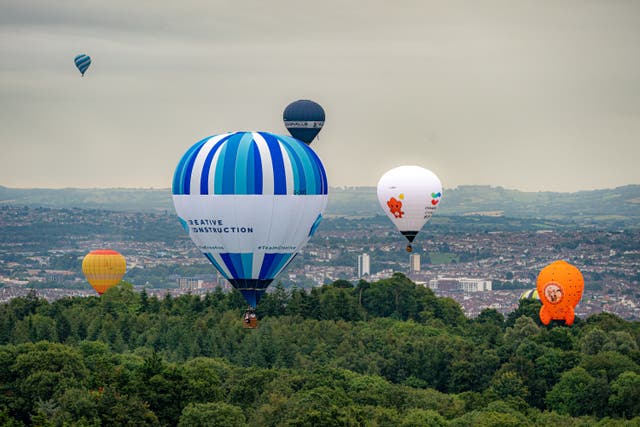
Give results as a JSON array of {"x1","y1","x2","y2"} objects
[
  {"x1": 205, "y1": 252, "x2": 295, "y2": 282},
  {"x1": 172, "y1": 132, "x2": 327, "y2": 196}
]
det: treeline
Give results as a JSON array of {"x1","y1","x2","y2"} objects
[{"x1": 0, "y1": 274, "x2": 639, "y2": 426}]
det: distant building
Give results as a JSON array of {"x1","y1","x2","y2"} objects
[
  {"x1": 458, "y1": 277, "x2": 492, "y2": 292},
  {"x1": 357, "y1": 254, "x2": 370, "y2": 278},
  {"x1": 215, "y1": 276, "x2": 232, "y2": 290},
  {"x1": 177, "y1": 277, "x2": 204, "y2": 291},
  {"x1": 428, "y1": 276, "x2": 492, "y2": 292},
  {"x1": 410, "y1": 254, "x2": 420, "y2": 272}
]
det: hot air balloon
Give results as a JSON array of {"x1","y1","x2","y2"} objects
[
  {"x1": 172, "y1": 131, "x2": 328, "y2": 327},
  {"x1": 74, "y1": 54, "x2": 91, "y2": 76},
  {"x1": 536, "y1": 260, "x2": 584, "y2": 326},
  {"x1": 519, "y1": 289, "x2": 540, "y2": 300},
  {"x1": 82, "y1": 250, "x2": 126, "y2": 295},
  {"x1": 283, "y1": 100, "x2": 325, "y2": 145},
  {"x1": 377, "y1": 166, "x2": 442, "y2": 252}
]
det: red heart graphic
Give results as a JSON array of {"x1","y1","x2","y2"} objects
[{"x1": 432, "y1": 199, "x2": 439, "y2": 205}]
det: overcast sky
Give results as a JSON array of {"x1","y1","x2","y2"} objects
[{"x1": 1, "y1": 0, "x2": 639, "y2": 192}]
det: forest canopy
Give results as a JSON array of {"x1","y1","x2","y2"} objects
[{"x1": 0, "y1": 274, "x2": 639, "y2": 426}]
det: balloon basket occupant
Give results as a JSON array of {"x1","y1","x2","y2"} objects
[{"x1": 243, "y1": 307, "x2": 258, "y2": 329}]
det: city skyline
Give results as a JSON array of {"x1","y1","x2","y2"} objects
[
  {"x1": 1, "y1": 204, "x2": 637, "y2": 319},
  {"x1": 2, "y1": 1, "x2": 639, "y2": 192}
]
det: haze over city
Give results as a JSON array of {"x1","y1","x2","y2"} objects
[{"x1": 2, "y1": 1, "x2": 639, "y2": 192}]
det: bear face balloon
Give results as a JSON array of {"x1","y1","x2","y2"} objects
[{"x1": 536, "y1": 260, "x2": 584, "y2": 325}]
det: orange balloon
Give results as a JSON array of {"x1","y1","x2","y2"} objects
[
  {"x1": 82, "y1": 250, "x2": 126, "y2": 295},
  {"x1": 536, "y1": 260, "x2": 584, "y2": 325}
]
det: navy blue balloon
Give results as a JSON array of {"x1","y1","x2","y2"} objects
[
  {"x1": 283, "y1": 100, "x2": 325, "y2": 145},
  {"x1": 74, "y1": 54, "x2": 91, "y2": 76}
]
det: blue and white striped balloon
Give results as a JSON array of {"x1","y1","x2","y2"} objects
[
  {"x1": 74, "y1": 54, "x2": 91, "y2": 76},
  {"x1": 172, "y1": 131, "x2": 328, "y2": 308}
]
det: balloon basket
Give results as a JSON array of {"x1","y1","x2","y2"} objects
[
  {"x1": 406, "y1": 245, "x2": 413, "y2": 253},
  {"x1": 242, "y1": 309, "x2": 258, "y2": 329}
]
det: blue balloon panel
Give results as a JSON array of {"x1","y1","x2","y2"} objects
[{"x1": 74, "y1": 54, "x2": 91, "y2": 76}]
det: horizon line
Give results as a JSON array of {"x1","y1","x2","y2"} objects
[{"x1": 1, "y1": 183, "x2": 639, "y2": 194}]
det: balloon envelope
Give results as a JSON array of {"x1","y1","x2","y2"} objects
[
  {"x1": 82, "y1": 250, "x2": 126, "y2": 295},
  {"x1": 74, "y1": 54, "x2": 91, "y2": 76},
  {"x1": 536, "y1": 260, "x2": 584, "y2": 325},
  {"x1": 377, "y1": 166, "x2": 442, "y2": 245},
  {"x1": 283, "y1": 100, "x2": 325, "y2": 144},
  {"x1": 519, "y1": 289, "x2": 540, "y2": 300},
  {"x1": 172, "y1": 131, "x2": 328, "y2": 308}
]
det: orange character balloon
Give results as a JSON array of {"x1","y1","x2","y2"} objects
[{"x1": 536, "y1": 260, "x2": 584, "y2": 325}]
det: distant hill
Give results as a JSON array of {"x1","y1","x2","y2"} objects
[
  {"x1": 441, "y1": 185, "x2": 640, "y2": 221},
  {"x1": 0, "y1": 186, "x2": 172, "y2": 213},
  {"x1": 1, "y1": 184, "x2": 639, "y2": 224},
  {"x1": 319, "y1": 185, "x2": 640, "y2": 225}
]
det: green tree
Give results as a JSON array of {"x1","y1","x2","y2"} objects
[
  {"x1": 401, "y1": 408, "x2": 446, "y2": 427},
  {"x1": 50, "y1": 388, "x2": 99, "y2": 426},
  {"x1": 355, "y1": 279, "x2": 370, "y2": 307},
  {"x1": 11, "y1": 342, "x2": 89, "y2": 420},
  {"x1": 448, "y1": 349, "x2": 500, "y2": 393},
  {"x1": 258, "y1": 283, "x2": 288, "y2": 317},
  {"x1": 182, "y1": 357, "x2": 226, "y2": 404},
  {"x1": 530, "y1": 348, "x2": 581, "y2": 409},
  {"x1": 505, "y1": 300, "x2": 540, "y2": 327},
  {"x1": 449, "y1": 410, "x2": 527, "y2": 427},
  {"x1": 138, "y1": 288, "x2": 150, "y2": 313},
  {"x1": 540, "y1": 326, "x2": 575, "y2": 351},
  {"x1": 353, "y1": 405, "x2": 399, "y2": 426},
  {"x1": 344, "y1": 373, "x2": 395, "y2": 407},
  {"x1": 19, "y1": 314, "x2": 58, "y2": 343},
  {"x1": 317, "y1": 286, "x2": 364, "y2": 321},
  {"x1": 580, "y1": 327, "x2": 609, "y2": 355},
  {"x1": 585, "y1": 312, "x2": 627, "y2": 332},
  {"x1": 434, "y1": 297, "x2": 467, "y2": 327},
  {"x1": 0, "y1": 408, "x2": 24, "y2": 427},
  {"x1": 501, "y1": 316, "x2": 540, "y2": 357},
  {"x1": 580, "y1": 351, "x2": 640, "y2": 383},
  {"x1": 137, "y1": 365, "x2": 185, "y2": 425},
  {"x1": 485, "y1": 371, "x2": 528, "y2": 404},
  {"x1": 29, "y1": 410, "x2": 54, "y2": 427},
  {"x1": 475, "y1": 308, "x2": 504, "y2": 327},
  {"x1": 546, "y1": 366, "x2": 606, "y2": 417},
  {"x1": 362, "y1": 273, "x2": 420, "y2": 320},
  {"x1": 280, "y1": 387, "x2": 351, "y2": 427},
  {"x1": 285, "y1": 287, "x2": 313, "y2": 317},
  {"x1": 95, "y1": 386, "x2": 160, "y2": 426},
  {"x1": 608, "y1": 371, "x2": 640, "y2": 419},
  {"x1": 178, "y1": 402, "x2": 245, "y2": 427},
  {"x1": 604, "y1": 331, "x2": 639, "y2": 356}
]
